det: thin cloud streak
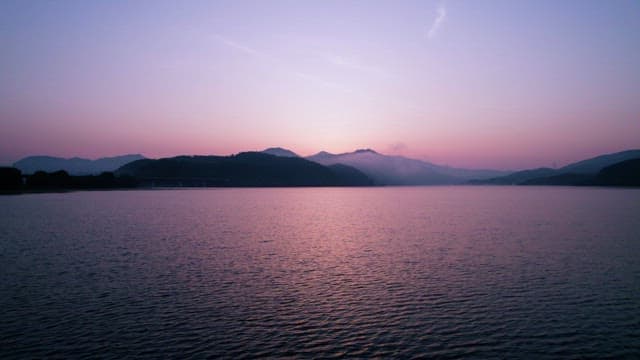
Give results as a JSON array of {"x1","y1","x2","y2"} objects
[
  {"x1": 213, "y1": 34, "x2": 280, "y2": 65},
  {"x1": 214, "y1": 34, "x2": 263, "y2": 57},
  {"x1": 427, "y1": 5, "x2": 447, "y2": 39},
  {"x1": 322, "y1": 53, "x2": 392, "y2": 78},
  {"x1": 294, "y1": 72, "x2": 353, "y2": 93},
  {"x1": 214, "y1": 34, "x2": 352, "y2": 92}
]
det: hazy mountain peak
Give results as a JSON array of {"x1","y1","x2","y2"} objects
[
  {"x1": 261, "y1": 147, "x2": 299, "y2": 158},
  {"x1": 116, "y1": 153, "x2": 372, "y2": 186},
  {"x1": 307, "y1": 148, "x2": 506, "y2": 185},
  {"x1": 314, "y1": 151, "x2": 334, "y2": 156},
  {"x1": 354, "y1": 148, "x2": 378, "y2": 154}
]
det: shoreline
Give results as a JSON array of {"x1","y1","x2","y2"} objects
[{"x1": 3, "y1": 183, "x2": 639, "y2": 195}]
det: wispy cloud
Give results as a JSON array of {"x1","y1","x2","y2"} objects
[
  {"x1": 322, "y1": 53, "x2": 391, "y2": 78},
  {"x1": 294, "y1": 72, "x2": 353, "y2": 93},
  {"x1": 214, "y1": 34, "x2": 265, "y2": 58},
  {"x1": 426, "y1": 4, "x2": 447, "y2": 39},
  {"x1": 214, "y1": 34, "x2": 352, "y2": 93}
]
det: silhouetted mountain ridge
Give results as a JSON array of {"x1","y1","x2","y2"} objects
[{"x1": 116, "y1": 152, "x2": 372, "y2": 187}]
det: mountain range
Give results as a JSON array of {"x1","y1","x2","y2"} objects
[
  {"x1": 13, "y1": 154, "x2": 145, "y2": 175},
  {"x1": 115, "y1": 147, "x2": 511, "y2": 187},
  {"x1": 9, "y1": 148, "x2": 639, "y2": 188}
]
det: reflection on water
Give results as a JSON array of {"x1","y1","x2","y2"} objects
[{"x1": 1, "y1": 187, "x2": 639, "y2": 358}]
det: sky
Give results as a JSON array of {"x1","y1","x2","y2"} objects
[{"x1": 1, "y1": 0, "x2": 639, "y2": 170}]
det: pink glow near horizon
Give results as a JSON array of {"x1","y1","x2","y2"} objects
[{"x1": 1, "y1": 1, "x2": 639, "y2": 170}]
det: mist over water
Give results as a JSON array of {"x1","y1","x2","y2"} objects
[{"x1": 1, "y1": 187, "x2": 639, "y2": 358}]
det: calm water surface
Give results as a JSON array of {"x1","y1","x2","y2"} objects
[{"x1": 1, "y1": 187, "x2": 639, "y2": 358}]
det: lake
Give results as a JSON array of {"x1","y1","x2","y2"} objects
[{"x1": 1, "y1": 187, "x2": 639, "y2": 358}]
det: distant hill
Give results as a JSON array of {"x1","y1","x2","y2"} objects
[
  {"x1": 116, "y1": 152, "x2": 372, "y2": 187},
  {"x1": 470, "y1": 149, "x2": 640, "y2": 185},
  {"x1": 559, "y1": 149, "x2": 640, "y2": 174},
  {"x1": 520, "y1": 173, "x2": 594, "y2": 186},
  {"x1": 14, "y1": 154, "x2": 145, "y2": 175},
  {"x1": 518, "y1": 159, "x2": 640, "y2": 187},
  {"x1": 261, "y1": 147, "x2": 299, "y2": 157},
  {"x1": 468, "y1": 168, "x2": 557, "y2": 185},
  {"x1": 307, "y1": 149, "x2": 506, "y2": 185}
]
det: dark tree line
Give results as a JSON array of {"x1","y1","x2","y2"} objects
[
  {"x1": 0, "y1": 167, "x2": 22, "y2": 190},
  {"x1": 0, "y1": 167, "x2": 138, "y2": 193}
]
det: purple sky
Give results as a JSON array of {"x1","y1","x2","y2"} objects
[{"x1": 1, "y1": 0, "x2": 639, "y2": 170}]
